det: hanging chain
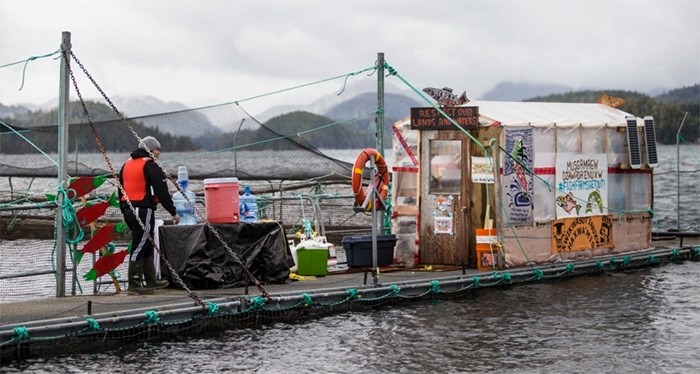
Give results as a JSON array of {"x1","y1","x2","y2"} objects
[
  {"x1": 65, "y1": 51, "x2": 203, "y2": 305},
  {"x1": 68, "y1": 51, "x2": 270, "y2": 299}
]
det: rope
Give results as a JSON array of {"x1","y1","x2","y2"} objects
[{"x1": 0, "y1": 49, "x2": 61, "y2": 90}]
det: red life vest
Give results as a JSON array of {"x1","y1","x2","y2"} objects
[{"x1": 121, "y1": 157, "x2": 152, "y2": 202}]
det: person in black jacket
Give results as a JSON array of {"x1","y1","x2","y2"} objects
[{"x1": 118, "y1": 136, "x2": 180, "y2": 295}]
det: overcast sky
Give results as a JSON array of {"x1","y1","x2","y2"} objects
[{"x1": 1, "y1": 0, "x2": 698, "y2": 116}]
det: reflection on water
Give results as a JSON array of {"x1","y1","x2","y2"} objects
[{"x1": 5, "y1": 264, "x2": 700, "y2": 373}]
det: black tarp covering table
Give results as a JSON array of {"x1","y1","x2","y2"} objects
[{"x1": 158, "y1": 222, "x2": 294, "y2": 289}]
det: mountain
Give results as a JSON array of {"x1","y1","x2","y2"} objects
[
  {"x1": 653, "y1": 84, "x2": 700, "y2": 105},
  {"x1": 254, "y1": 80, "x2": 413, "y2": 122},
  {"x1": 109, "y1": 95, "x2": 190, "y2": 117},
  {"x1": 480, "y1": 81, "x2": 575, "y2": 101},
  {"x1": 324, "y1": 92, "x2": 421, "y2": 128},
  {"x1": 525, "y1": 88, "x2": 699, "y2": 144},
  {"x1": 0, "y1": 103, "x2": 32, "y2": 119}
]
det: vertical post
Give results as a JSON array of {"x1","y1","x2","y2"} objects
[
  {"x1": 493, "y1": 139, "x2": 504, "y2": 258},
  {"x1": 369, "y1": 155, "x2": 379, "y2": 286},
  {"x1": 376, "y1": 52, "x2": 385, "y2": 156},
  {"x1": 676, "y1": 112, "x2": 688, "y2": 231},
  {"x1": 55, "y1": 31, "x2": 71, "y2": 297}
]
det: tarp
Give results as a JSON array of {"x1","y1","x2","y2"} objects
[{"x1": 158, "y1": 222, "x2": 294, "y2": 289}]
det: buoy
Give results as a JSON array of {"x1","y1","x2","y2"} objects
[{"x1": 351, "y1": 148, "x2": 389, "y2": 211}]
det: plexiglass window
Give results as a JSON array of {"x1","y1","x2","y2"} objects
[{"x1": 429, "y1": 140, "x2": 461, "y2": 194}]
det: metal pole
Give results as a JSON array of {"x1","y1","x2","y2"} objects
[
  {"x1": 376, "y1": 52, "x2": 385, "y2": 156},
  {"x1": 676, "y1": 112, "x2": 689, "y2": 231},
  {"x1": 370, "y1": 155, "x2": 379, "y2": 286},
  {"x1": 55, "y1": 31, "x2": 71, "y2": 297}
]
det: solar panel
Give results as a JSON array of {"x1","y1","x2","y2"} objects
[
  {"x1": 626, "y1": 116, "x2": 642, "y2": 169},
  {"x1": 644, "y1": 116, "x2": 658, "y2": 168}
]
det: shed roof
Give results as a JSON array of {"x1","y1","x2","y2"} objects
[{"x1": 471, "y1": 101, "x2": 638, "y2": 128}]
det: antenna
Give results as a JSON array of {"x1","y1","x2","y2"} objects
[
  {"x1": 625, "y1": 116, "x2": 642, "y2": 169},
  {"x1": 643, "y1": 116, "x2": 658, "y2": 168}
]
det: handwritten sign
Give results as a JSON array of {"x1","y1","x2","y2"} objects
[
  {"x1": 555, "y1": 153, "x2": 608, "y2": 218},
  {"x1": 471, "y1": 156, "x2": 495, "y2": 184},
  {"x1": 410, "y1": 106, "x2": 479, "y2": 130}
]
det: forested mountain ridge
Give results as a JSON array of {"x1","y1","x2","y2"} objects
[
  {"x1": 2, "y1": 84, "x2": 697, "y2": 154},
  {"x1": 526, "y1": 84, "x2": 699, "y2": 144}
]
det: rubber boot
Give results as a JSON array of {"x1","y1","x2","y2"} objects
[
  {"x1": 127, "y1": 259, "x2": 154, "y2": 295},
  {"x1": 143, "y1": 257, "x2": 169, "y2": 289}
]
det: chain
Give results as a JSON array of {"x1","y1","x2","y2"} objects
[
  {"x1": 68, "y1": 51, "x2": 270, "y2": 299},
  {"x1": 65, "y1": 51, "x2": 203, "y2": 305}
]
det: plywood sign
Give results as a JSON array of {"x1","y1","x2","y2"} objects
[{"x1": 551, "y1": 215, "x2": 614, "y2": 253}]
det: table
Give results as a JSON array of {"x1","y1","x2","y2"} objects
[{"x1": 158, "y1": 222, "x2": 294, "y2": 289}]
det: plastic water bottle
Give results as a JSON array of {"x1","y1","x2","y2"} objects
[
  {"x1": 172, "y1": 166, "x2": 197, "y2": 225},
  {"x1": 239, "y1": 185, "x2": 258, "y2": 223}
]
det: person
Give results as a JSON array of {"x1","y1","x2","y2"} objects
[{"x1": 118, "y1": 136, "x2": 180, "y2": 295}]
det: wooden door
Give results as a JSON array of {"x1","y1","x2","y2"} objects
[{"x1": 418, "y1": 130, "x2": 475, "y2": 265}]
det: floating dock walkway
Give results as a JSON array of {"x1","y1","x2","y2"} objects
[{"x1": 1, "y1": 240, "x2": 699, "y2": 363}]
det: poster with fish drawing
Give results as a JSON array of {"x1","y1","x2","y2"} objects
[
  {"x1": 502, "y1": 129, "x2": 534, "y2": 224},
  {"x1": 433, "y1": 194, "x2": 454, "y2": 235},
  {"x1": 555, "y1": 153, "x2": 608, "y2": 218}
]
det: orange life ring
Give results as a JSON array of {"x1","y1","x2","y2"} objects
[{"x1": 352, "y1": 148, "x2": 390, "y2": 211}]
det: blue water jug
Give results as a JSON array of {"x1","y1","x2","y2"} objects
[
  {"x1": 172, "y1": 167, "x2": 197, "y2": 225},
  {"x1": 239, "y1": 185, "x2": 258, "y2": 223}
]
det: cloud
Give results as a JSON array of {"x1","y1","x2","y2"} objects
[{"x1": 1, "y1": 0, "x2": 698, "y2": 112}]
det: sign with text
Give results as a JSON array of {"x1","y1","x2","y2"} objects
[
  {"x1": 551, "y1": 215, "x2": 614, "y2": 253},
  {"x1": 410, "y1": 106, "x2": 479, "y2": 130},
  {"x1": 555, "y1": 153, "x2": 608, "y2": 218},
  {"x1": 471, "y1": 156, "x2": 495, "y2": 184}
]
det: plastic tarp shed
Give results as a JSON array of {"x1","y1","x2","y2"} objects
[{"x1": 158, "y1": 222, "x2": 294, "y2": 289}]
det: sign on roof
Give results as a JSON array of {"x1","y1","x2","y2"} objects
[{"x1": 410, "y1": 106, "x2": 479, "y2": 130}]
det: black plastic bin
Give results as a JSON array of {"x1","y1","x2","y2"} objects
[{"x1": 341, "y1": 234, "x2": 396, "y2": 267}]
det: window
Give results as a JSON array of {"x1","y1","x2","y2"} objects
[{"x1": 429, "y1": 140, "x2": 461, "y2": 194}]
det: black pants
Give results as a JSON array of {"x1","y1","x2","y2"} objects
[{"x1": 121, "y1": 206, "x2": 155, "y2": 262}]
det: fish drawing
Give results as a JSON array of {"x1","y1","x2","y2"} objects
[
  {"x1": 556, "y1": 192, "x2": 581, "y2": 215},
  {"x1": 423, "y1": 87, "x2": 469, "y2": 107}
]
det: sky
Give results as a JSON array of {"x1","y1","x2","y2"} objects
[{"x1": 1, "y1": 0, "x2": 699, "y2": 116}]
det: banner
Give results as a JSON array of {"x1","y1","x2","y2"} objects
[
  {"x1": 555, "y1": 153, "x2": 608, "y2": 218},
  {"x1": 551, "y1": 215, "x2": 614, "y2": 253},
  {"x1": 471, "y1": 156, "x2": 495, "y2": 184},
  {"x1": 502, "y1": 128, "x2": 534, "y2": 224}
]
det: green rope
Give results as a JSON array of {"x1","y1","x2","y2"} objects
[
  {"x1": 472, "y1": 276, "x2": 481, "y2": 287},
  {"x1": 596, "y1": 260, "x2": 605, "y2": 270},
  {"x1": 85, "y1": 318, "x2": 100, "y2": 331},
  {"x1": 346, "y1": 288, "x2": 359, "y2": 300},
  {"x1": 622, "y1": 256, "x2": 631, "y2": 268},
  {"x1": 671, "y1": 249, "x2": 681, "y2": 261},
  {"x1": 0, "y1": 49, "x2": 61, "y2": 90},
  {"x1": 302, "y1": 293, "x2": 313, "y2": 306},
  {"x1": 693, "y1": 247, "x2": 700, "y2": 257},
  {"x1": 390, "y1": 284, "x2": 400, "y2": 295},
  {"x1": 13, "y1": 326, "x2": 29, "y2": 341},
  {"x1": 55, "y1": 187, "x2": 84, "y2": 244},
  {"x1": 647, "y1": 254, "x2": 659, "y2": 264},
  {"x1": 383, "y1": 61, "x2": 486, "y2": 153},
  {"x1": 205, "y1": 302, "x2": 219, "y2": 315},
  {"x1": 430, "y1": 280, "x2": 440, "y2": 294},
  {"x1": 248, "y1": 296, "x2": 267, "y2": 310},
  {"x1": 0, "y1": 120, "x2": 60, "y2": 167},
  {"x1": 566, "y1": 263, "x2": 576, "y2": 273},
  {"x1": 144, "y1": 310, "x2": 160, "y2": 324},
  {"x1": 533, "y1": 268, "x2": 544, "y2": 281}
]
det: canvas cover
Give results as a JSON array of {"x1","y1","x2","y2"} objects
[{"x1": 158, "y1": 222, "x2": 294, "y2": 289}]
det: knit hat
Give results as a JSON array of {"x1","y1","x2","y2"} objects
[{"x1": 139, "y1": 136, "x2": 161, "y2": 151}]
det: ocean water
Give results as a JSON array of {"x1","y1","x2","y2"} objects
[{"x1": 2, "y1": 144, "x2": 700, "y2": 372}]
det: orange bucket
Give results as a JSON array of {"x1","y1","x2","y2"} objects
[{"x1": 476, "y1": 229, "x2": 497, "y2": 271}]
